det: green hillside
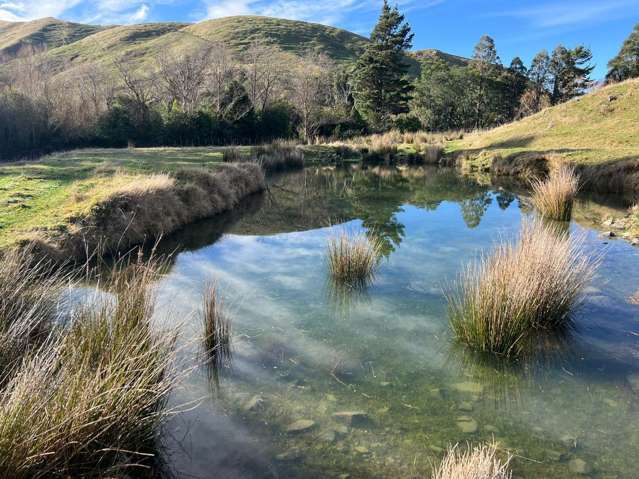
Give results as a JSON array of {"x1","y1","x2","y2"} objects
[
  {"x1": 0, "y1": 17, "x2": 106, "y2": 60},
  {"x1": 0, "y1": 15, "x2": 445, "y2": 78},
  {"x1": 412, "y1": 48, "x2": 470, "y2": 67},
  {"x1": 451, "y1": 78, "x2": 639, "y2": 167}
]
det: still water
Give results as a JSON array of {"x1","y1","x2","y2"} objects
[{"x1": 151, "y1": 167, "x2": 639, "y2": 479}]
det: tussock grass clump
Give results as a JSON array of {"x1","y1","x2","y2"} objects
[
  {"x1": 433, "y1": 443, "x2": 512, "y2": 479},
  {"x1": 254, "y1": 140, "x2": 304, "y2": 173},
  {"x1": 327, "y1": 232, "x2": 382, "y2": 286},
  {"x1": 0, "y1": 257, "x2": 177, "y2": 478},
  {"x1": 202, "y1": 283, "x2": 231, "y2": 367},
  {"x1": 447, "y1": 219, "x2": 598, "y2": 357},
  {"x1": 0, "y1": 247, "x2": 68, "y2": 377},
  {"x1": 531, "y1": 164, "x2": 580, "y2": 221}
]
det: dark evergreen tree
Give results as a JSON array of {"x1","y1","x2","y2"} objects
[
  {"x1": 549, "y1": 45, "x2": 594, "y2": 104},
  {"x1": 352, "y1": 0, "x2": 414, "y2": 131},
  {"x1": 607, "y1": 23, "x2": 639, "y2": 82},
  {"x1": 469, "y1": 35, "x2": 502, "y2": 128},
  {"x1": 505, "y1": 57, "x2": 528, "y2": 117}
]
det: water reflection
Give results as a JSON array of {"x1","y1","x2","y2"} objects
[{"x1": 146, "y1": 166, "x2": 639, "y2": 479}]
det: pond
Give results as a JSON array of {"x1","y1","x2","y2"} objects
[{"x1": 150, "y1": 166, "x2": 639, "y2": 479}]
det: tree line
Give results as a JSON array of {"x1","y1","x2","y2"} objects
[{"x1": 1, "y1": 2, "x2": 638, "y2": 160}]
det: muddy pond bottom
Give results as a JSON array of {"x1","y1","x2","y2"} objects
[{"x1": 152, "y1": 167, "x2": 639, "y2": 479}]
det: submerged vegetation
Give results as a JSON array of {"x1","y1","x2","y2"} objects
[
  {"x1": 447, "y1": 219, "x2": 598, "y2": 357},
  {"x1": 327, "y1": 231, "x2": 382, "y2": 287},
  {"x1": 0, "y1": 253, "x2": 177, "y2": 478},
  {"x1": 432, "y1": 443, "x2": 512, "y2": 479},
  {"x1": 531, "y1": 165, "x2": 580, "y2": 221}
]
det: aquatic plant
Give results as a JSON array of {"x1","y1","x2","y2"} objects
[
  {"x1": 432, "y1": 443, "x2": 512, "y2": 479},
  {"x1": 202, "y1": 283, "x2": 232, "y2": 373},
  {"x1": 531, "y1": 164, "x2": 579, "y2": 221},
  {"x1": 447, "y1": 219, "x2": 597, "y2": 357},
  {"x1": 326, "y1": 232, "x2": 382, "y2": 286},
  {"x1": 0, "y1": 256, "x2": 177, "y2": 478}
]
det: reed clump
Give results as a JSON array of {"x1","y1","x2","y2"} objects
[
  {"x1": 254, "y1": 140, "x2": 304, "y2": 173},
  {"x1": 531, "y1": 164, "x2": 579, "y2": 221},
  {"x1": 0, "y1": 256, "x2": 177, "y2": 478},
  {"x1": 327, "y1": 232, "x2": 382, "y2": 286},
  {"x1": 202, "y1": 283, "x2": 231, "y2": 367},
  {"x1": 447, "y1": 219, "x2": 598, "y2": 357},
  {"x1": 432, "y1": 443, "x2": 512, "y2": 479},
  {"x1": 0, "y1": 247, "x2": 68, "y2": 379}
]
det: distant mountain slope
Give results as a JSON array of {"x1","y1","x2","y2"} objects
[
  {"x1": 412, "y1": 49, "x2": 470, "y2": 67},
  {"x1": 0, "y1": 17, "x2": 106, "y2": 60}
]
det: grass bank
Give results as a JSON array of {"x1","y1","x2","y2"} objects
[
  {"x1": 448, "y1": 79, "x2": 639, "y2": 194},
  {"x1": 0, "y1": 145, "x2": 310, "y2": 260}
]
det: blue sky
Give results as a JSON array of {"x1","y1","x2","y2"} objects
[{"x1": 1, "y1": 0, "x2": 638, "y2": 78}]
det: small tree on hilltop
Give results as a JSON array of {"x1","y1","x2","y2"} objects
[
  {"x1": 607, "y1": 23, "x2": 639, "y2": 83},
  {"x1": 352, "y1": 0, "x2": 414, "y2": 131}
]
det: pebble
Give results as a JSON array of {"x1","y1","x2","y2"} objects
[
  {"x1": 483, "y1": 425, "x2": 499, "y2": 434},
  {"x1": 569, "y1": 458, "x2": 592, "y2": 475},
  {"x1": 286, "y1": 419, "x2": 316, "y2": 434},
  {"x1": 452, "y1": 382, "x2": 484, "y2": 395},
  {"x1": 332, "y1": 411, "x2": 370, "y2": 427},
  {"x1": 275, "y1": 448, "x2": 303, "y2": 462},
  {"x1": 242, "y1": 395, "x2": 264, "y2": 412},
  {"x1": 458, "y1": 401, "x2": 474, "y2": 412},
  {"x1": 456, "y1": 416, "x2": 478, "y2": 434},
  {"x1": 354, "y1": 446, "x2": 369, "y2": 454}
]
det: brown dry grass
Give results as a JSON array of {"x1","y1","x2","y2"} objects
[
  {"x1": 447, "y1": 219, "x2": 598, "y2": 357},
  {"x1": 432, "y1": 443, "x2": 512, "y2": 479},
  {"x1": 202, "y1": 283, "x2": 231, "y2": 367},
  {"x1": 327, "y1": 232, "x2": 382, "y2": 286},
  {"x1": 0, "y1": 256, "x2": 177, "y2": 478},
  {"x1": 29, "y1": 163, "x2": 265, "y2": 261},
  {"x1": 531, "y1": 165, "x2": 579, "y2": 221}
]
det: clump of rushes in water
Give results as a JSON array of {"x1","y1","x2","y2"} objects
[
  {"x1": 202, "y1": 283, "x2": 231, "y2": 372},
  {"x1": 447, "y1": 219, "x2": 598, "y2": 357},
  {"x1": 432, "y1": 442, "x2": 512, "y2": 479},
  {"x1": 0, "y1": 255, "x2": 177, "y2": 478},
  {"x1": 531, "y1": 164, "x2": 579, "y2": 221},
  {"x1": 327, "y1": 232, "x2": 382, "y2": 286}
]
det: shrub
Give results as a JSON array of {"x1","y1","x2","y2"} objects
[
  {"x1": 327, "y1": 232, "x2": 382, "y2": 286},
  {"x1": 531, "y1": 164, "x2": 579, "y2": 221},
  {"x1": 0, "y1": 257, "x2": 176, "y2": 478},
  {"x1": 432, "y1": 443, "x2": 512, "y2": 479},
  {"x1": 447, "y1": 219, "x2": 598, "y2": 357}
]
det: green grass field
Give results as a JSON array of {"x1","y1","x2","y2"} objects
[
  {"x1": 0, "y1": 147, "x2": 235, "y2": 248},
  {"x1": 450, "y1": 78, "x2": 639, "y2": 167}
]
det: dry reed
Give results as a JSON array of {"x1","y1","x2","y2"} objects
[
  {"x1": 432, "y1": 443, "x2": 512, "y2": 479},
  {"x1": 447, "y1": 219, "x2": 598, "y2": 357},
  {"x1": 531, "y1": 165, "x2": 579, "y2": 221},
  {"x1": 327, "y1": 232, "x2": 382, "y2": 286},
  {"x1": 0, "y1": 256, "x2": 177, "y2": 478}
]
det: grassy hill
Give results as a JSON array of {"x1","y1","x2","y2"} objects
[
  {"x1": 412, "y1": 49, "x2": 470, "y2": 67},
  {"x1": 0, "y1": 15, "x2": 453, "y2": 78},
  {"x1": 452, "y1": 79, "x2": 639, "y2": 167},
  {"x1": 0, "y1": 17, "x2": 106, "y2": 60}
]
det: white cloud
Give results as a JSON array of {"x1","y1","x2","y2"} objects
[
  {"x1": 0, "y1": 0, "x2": 82, "y2": 21},
  {"x1": 204, "y1": 0, "x2": 440, "y2": 27}
]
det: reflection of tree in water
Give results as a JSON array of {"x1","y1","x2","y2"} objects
[
  {"x1": 460, "y1": 193, "x2": 493, "y2": 228},
  {"x1": 496, "y1": 191, "x2": 517, "y2": 210}
]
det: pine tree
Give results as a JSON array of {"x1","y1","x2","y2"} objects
[
  {"x1": 352, "y1": 0, "x2": 414, "y2": 131},
  {"x1": 549, "y1": 45, "x2": 594, "y2": 104},
  {"x1": 506, "y1": 57, "x2": 528, "y2": 117},
  {"x1": 607, "y1": 23, "x2": 639, "y2": 83},
  {"x1": 469, "y1": 35, "x2": 501, "y2": 128}
]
